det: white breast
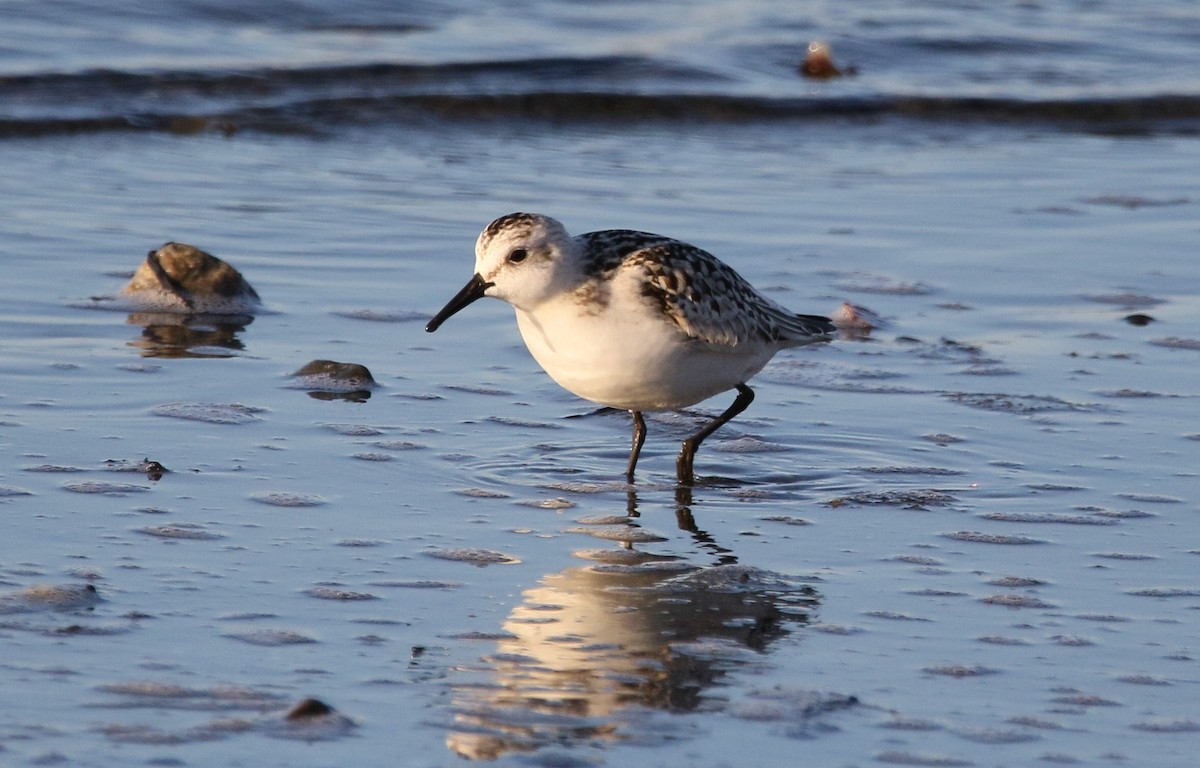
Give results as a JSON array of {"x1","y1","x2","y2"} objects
[{"x1": 513, "y1": 286, "x2": 776, "y2": 412}]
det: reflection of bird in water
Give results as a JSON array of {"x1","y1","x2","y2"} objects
[
  {"x1": 446, "y1": 559, "x2": 818, "y2": 760},
  {"x1": 120, "y1": 243, "x2": 262, "y2": 358}
]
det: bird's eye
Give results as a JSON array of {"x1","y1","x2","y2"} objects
[{"x1": 508, "y1": 248, "x2": 528, "y2": 264}]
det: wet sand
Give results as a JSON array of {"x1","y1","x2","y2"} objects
[{"x1": 0, "y1": 119, "x2": 1197, "y2": 767}]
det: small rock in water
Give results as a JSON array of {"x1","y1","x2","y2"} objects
[
  {"x1": 286, "y1": 698, "x2": 335, "y2": 721},
  {"x1": 105, "y1": 457, "x2": 169, "y2": 480},
  {"x1": 269, "y1": 696, "x2": 356, "y2": 741},
  {"x1": 289, "y1": 360, "x2": 376, "y2": 400},
  {"x1": 123, "y1": 243, "x2": 262, "y2": 314},
  {"x1": 799, "y1": 41, "x2": 855, "y2": 79},
  {"x1": 830, "y1": 301, "x2": 884, "y2": 336},
  {"x1": 0, "y1": 583, "x2": 101, "y2": 614}
]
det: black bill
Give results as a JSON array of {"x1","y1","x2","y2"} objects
[{"x1": 425, "y1": 273, "x2": 494, "y2": 332}]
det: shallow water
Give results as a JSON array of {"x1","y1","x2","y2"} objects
[{"x1": 2, "y1": 2, "x2": 1200, "y2": 767}]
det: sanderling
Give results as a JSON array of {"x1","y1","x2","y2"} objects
[{"x1": 426, "y1": 213, "x2": 835, "y2": 483}]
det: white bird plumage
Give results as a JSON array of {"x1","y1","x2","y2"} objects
[{"x1": 427, "y1": 212, "x2": 834, "y2": 483}]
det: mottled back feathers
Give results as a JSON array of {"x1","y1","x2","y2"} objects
[{"x1": 575, "y1": 229, "x2": 834, "y2": 348}]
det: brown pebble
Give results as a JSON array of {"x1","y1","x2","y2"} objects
[
  {"x1": 800, "y1": 41, "x2": 856, "y2": 79},
  {"x1": 124, "y1": 243, "x2": 261, "y2": 314},
  {"x1": 286, "y1": 698, "x2": 335, "y2": 720},
  {"x1": 143, "y1": 458, "x2": 168, "y2": 480},
  {"x1": 291, "y1": 360, "x2": 376, "y2": 384}
]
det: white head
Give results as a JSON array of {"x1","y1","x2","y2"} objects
[
  {"x1": 426, "y1": 213, "x2": 577, "y2": 332},
  {"x1": 474, "y1": 212, "x2": 579, "y2": 308}
]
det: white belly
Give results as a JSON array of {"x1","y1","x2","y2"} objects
[{"x1": 513, "y1": 300, "x2": 774, "y2": 412}]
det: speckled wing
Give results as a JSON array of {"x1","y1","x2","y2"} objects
[{"x1": 619, "y1": 239, "x2": 834, "y2": 348}]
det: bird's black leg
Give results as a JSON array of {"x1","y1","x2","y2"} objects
[
  {"x1": 677, "y1": 384, "x2": 755, "y2": 484},
  {"x1": 625, "y1": 410, "x2": 647, "y2": 482}
]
